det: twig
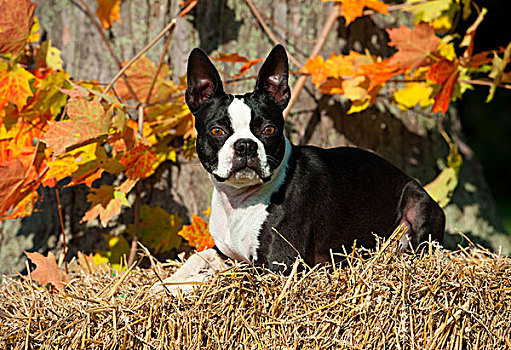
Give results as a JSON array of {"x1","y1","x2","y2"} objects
[
  {"x1": 145, "y1": 23, "x2": 177, "y2": 105},
  {"x1": 283, "y1": 3, "x2": 342, "y2": 119},
  {"x1": 72, "y1": 0, "x2": 139, "y2": 103},
  {"x1": 103, "y1": 19, "x2": 177, "y2": 95},
  {"x1": 244, "y1": 0, "x2": 303, "y2": 68},
  {"x1": 54, "y1": 187, "x2": 69, "y2": 274}
]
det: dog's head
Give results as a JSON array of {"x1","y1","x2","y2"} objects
[{"x1": 186, "y1": 45, "x2": 290, "y2": 188}]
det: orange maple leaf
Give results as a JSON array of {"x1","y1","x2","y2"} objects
[
  {"x1": 96, "y1": 0, "x2": 122, "y2": 30},
  {"x1": 302, "y1": 56, "x2": 328, "y2": 87},
  {"x1": 43, "y1": 97, "x2": 111, "y2": 155},
  {"x1": 178, "y1": 213, "x2": 215, "y2": 252},
  {"x1": 234, "y1": 58, "x2": 263, "y2": 79},
  {"x1": 82, "y1": 183, "x2": 132, "y2": 227},
  {"x1": 115, "y1": 55, "x2": 173, "y2": 102},
  {"x1": 387, "y1": 23, "x2": 441, "y2": 70},
  {"x1": 0, "y1": 0, "x2": 37, "y2": 55},
  {"x1": 0, "y1": 64, "x2": 35, "y2": 111},
  {"x1": 324, "y1": 0, "x2": 389, "y2": 26},
  {"x1": 25, "y1": 251, "x2": 70, "y2": 291},
  {"x1": 119, "y1": 143, "x2": 158, "y2": 179}
]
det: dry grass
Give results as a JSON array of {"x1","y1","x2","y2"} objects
[{"x1": 1, "y1": 231, "x2": 511, "y2": 349}]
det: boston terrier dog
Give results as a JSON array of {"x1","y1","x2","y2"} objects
[{"x1": 151, "y1": 45, "x2": 445, "y2": 293}]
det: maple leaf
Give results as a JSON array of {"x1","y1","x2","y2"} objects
[
  {"x1": 431, "y1": 70, "x2": 459, "y2": 114},
  {"x1": 404, "y1": 0, "x2": 453, "y2": 24},
  {"x1": 359, "y1": 59, "x2": 402, "y2": 91},
  {"x1": 82, "y1": 182, "x2": 133, "y2": 227},
  {"x1": 0, "y1": 0, "x2": 37, "y2": 55},
  {"x1": 178, "y1": 213, "x2": 215, "y2": 252},
  {"x1": 486, "y1": 42, "x2": 511, "y2": 103},
  {"x1": 2, "y1": 190, "x2": 38, "y2": 220},
  {"x1": 212, "y1": 53, "x2": 252, "y2": 63},
  {"x1": 460, "y1": 8, "x2": 487, "y2": 59},
  {"x1": 126, "y1": 205, "x2": 183, "y2": 254},
  {"x1": 427, "y1": 58, "x2": 456, "y2": 85},
  {"x1": 115, "y1": 55, "x2": 173, "y2": 102},
  {"x1": 324, "y1": 0, "x2": 388, "y2": 26},
  {"x1": 96, "y1": 0, "x2": 122, "y2": 30},
  {"x1": 77, "y1": 251, "x2": 103, "y2": 274},
  {"x1": 43, "y1": 97, "x2": 110, "y2": 155},
  {"x1": 0, "y1": 63, "x2": 35, "y2": 111},
  {"x1": 302, "y1": 56, "x2": 328, "y2": 87},
  {"x1": 393, "y1": 82, "x2": 433, "y2": 110},
  {"x1": 387, "y1": 23, "x2": 441, "y2": 70},
  {"x1": 25, "y1": 251, "x2": 70, "y2": 291},
  {"x1": 119, "y1": 143, "x2": 158, "y2": 179},
  {"x1": 234, "y1": 57, "x2": 263, "y2": 79},
  {"x1": 0, "y1": 159, "x2": 26, "y2": 215}
]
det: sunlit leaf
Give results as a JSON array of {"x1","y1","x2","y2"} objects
[
  {"x1": 0, "y1": 0, "x2": 37, "y2": 55},
  {"x1": 25, "y1": 251, "x2": 70, "y2": 291},
  {"x1": 0, "y1": 62, "x2": 35, "y2": 111},
  {"x1": 95, "y1": 0, "x2": 122, "y2": 30}
]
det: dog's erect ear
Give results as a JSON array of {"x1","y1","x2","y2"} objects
[
  {"x1": 186, "y1": 48, "x2": 225, "y2": 113},
  {"x1": 254, "y1": 45, "x2": 290, "y2": 109}
]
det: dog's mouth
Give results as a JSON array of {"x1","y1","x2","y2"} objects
[{"x1": 214, "y1": 166, "x2": 271, "y2": 184}]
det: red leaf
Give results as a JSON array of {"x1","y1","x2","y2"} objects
[
  {"x1": 0, "y1": 0, "x2": 37, "y2": 55},
  {"x1": 25, "y1": 251, "x2": 70, "y2": 291},
  {"x1": 0, "y1": 159, "x2": 26, "y2": 215},
  {"x1": 387, "y1": 23, "x2": 441, "y2": 70},
  {"x1": 432, "y1": 71, "x2": 459, "y2": 114},
  {"x1": 178, "y1": 213, "x2": 215, "y2": 252},
  {"x1": 427, "y1": 59, "x2": 456, "y2": 85},
  {"x1": 119, "y1": 143, "x2": 158, "y2": 179}
]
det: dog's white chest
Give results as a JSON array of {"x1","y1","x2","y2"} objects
[{"x1": 209, "y1": 188, "x2": 268, "y2": 262}]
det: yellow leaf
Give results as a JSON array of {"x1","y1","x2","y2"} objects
[
  {"x1": 27, "y1": 17, "x2": 40, "y2": 43},
  {"x1": 342, "y1": 76, "x2": 367, "y2": 101},
  {"x1": 424, "y1": 167, "x2": 458, "y2": 208},
  {"x1": 38, "y1": 40, "x2": 63, "y2": 70},
  {"x1": 393, "y1": 82, "x2": 434, "y2": 110},
  {"x1": 347, "y1": 99, "x2": 370, "y2": 114},
  {"x1": 404, "y1": 0, "x2": 453, "y2": 23}
]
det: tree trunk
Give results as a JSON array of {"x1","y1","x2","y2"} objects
[{"x1": 1, "y1": 0, "x2": 508, "y2": 276}]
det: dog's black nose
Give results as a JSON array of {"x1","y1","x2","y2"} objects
[{"x1": 234, "y1": 139, "x2": 258, "y2": 157}]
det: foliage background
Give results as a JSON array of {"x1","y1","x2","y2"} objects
[{"x1": 0, "y1": 0, "x2": 510, "y2": 275}]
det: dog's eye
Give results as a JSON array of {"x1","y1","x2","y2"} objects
[
  {"x1": 262, "y1": 126, "x2": 276, "y2": 135},
  {"x1": 210, "y1": 127, "x2": 225, "y2": 136}
]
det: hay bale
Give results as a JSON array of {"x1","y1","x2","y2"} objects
[{"x1": 1, "y1": 237, "x2": 510, "y2": 349}]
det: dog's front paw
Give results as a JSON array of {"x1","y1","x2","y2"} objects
[{"x1": 150, "y1": 275, "x2": 206, "y2": 296}]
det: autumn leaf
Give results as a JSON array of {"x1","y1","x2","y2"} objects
[
  {"x1": 0, "y1": 159, "x2": 26, "y2": 215},
  {"x1": 115, "y1": 55, "x2": 173, "y2": 102},
  {"x1": 178, "y1": 213, "x2": 215, "y2": 252},
  {"x1": 77, "y1": 251, "x2": 104, "y2": 274},
  {"x1": 427, "y1": 58, "x2": 457, "y2": 85},
  {"x1": 43, "y1": 97, "x2": 111, "y2": 155},
  {"x1": 404, "y1": 0, "x2": 453, "y2": 24},
  {"x1": 393, "y1": 82, "x2": 433, "y2": 110},
  {"x1": 486, "y1": 42, "x2": 511, "y2": 103},
  {"x1": 126, "y1": 205, "x2": 183, "y2": 254},
  {"x1": 234, "y1": 57, "x2": 263, "y2": 79},
  {"x1": 302, "y1": 56, "x2": 328, "y2": 87},
  {"x1": 82, "y1": 181, "x2": 134, "y2": 227},
  {"x1": 460, "y1": 8, "x2": 487, "y2": 59},
  {"x1": 25, "y1": 251, "x2": 70, "y2": 291},
  {"x1": 0, "y1": 62, "x2": 35, "y2": 111},
  {"x1": 431, "y1": 70, "x2": 459, "y2": 114},
  {"x1": 324, "y1": 0, "x2": 388, "y2": 26},
  {"x1": 119, "y1": 143, "x2": 158, "y2": 179},
  {"x1": 387, "y1": 23, "x2": 441, "y2": 70},
  {"x1": 424, "y1": 167, "x2": 458, "y2": 208},
  {"x1": 0, "y1": 0, "x2": 37, "y2": 55},
  {"x1": 96, "y1": 0, "x2": 122, "y2": 30}
]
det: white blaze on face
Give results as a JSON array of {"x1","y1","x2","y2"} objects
[{"x1": 213, "y1": 98, "x2": 271, "y2": 184}]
